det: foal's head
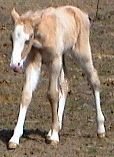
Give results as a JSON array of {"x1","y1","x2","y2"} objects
[{"x1": 10, "y1": 8, "x2": 41, "y2": 72}]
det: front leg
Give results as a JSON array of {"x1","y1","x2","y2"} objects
[
  {"x1": 8, "y1": 62, "x2": 41, "y2": 149},
  {"x1": 47, "y1": 56, "x2": 62, "y2": 144}
]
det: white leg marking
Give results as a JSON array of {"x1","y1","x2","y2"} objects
[
  {"x1": 26, "y1": 65, "x2": 41, "y2": 92},
  {"x1": 9, "y1": 65, "x2": 41, "y2": 146},
  {"x1": 47, "y1": 129, "x2": 52, "y2": 138},
  {"x1": 9, "y1": 105, "x2": 27, "y2": 145},
  {"x1": 50, "y1": 129, "x2": 59, "y2": 142},
  {"x1": 58, "y1": 69, "x2": 67, "y2": 130},
  {"x1": 58, "y1": 92, "x2": 66, "y2": 130},
  {"x1": 95, "y1": 90, "x2": 105, "y2": 135},
  {"x1": 47, "y1": 129, "x2": 59, "y2": 142}
]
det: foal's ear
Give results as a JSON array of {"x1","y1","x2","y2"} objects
[{"x1": 11, "y1": 8, "x2": 20, "y2": 24}]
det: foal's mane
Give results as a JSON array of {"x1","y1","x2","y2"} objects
[{"x1": 21, "y1": 10, "x2": 43, "y2": 21}]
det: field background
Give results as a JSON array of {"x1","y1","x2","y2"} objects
[{"x1": 0, "y1": 0, "x2": 114, "y2": 157}]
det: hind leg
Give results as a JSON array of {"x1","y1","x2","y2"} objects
[
  {"x1": 58, "y1": 69, "x2": 69, "y2": 130},
  {"x1": 84, "y1": 62, "x2": 105, "y2": 137},
  {"x1": 72, "y1": 41, "x2": 105, "y2": 137}
]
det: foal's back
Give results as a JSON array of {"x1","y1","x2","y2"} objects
[{"x1": 35, "y1": 6, "x2": 90, "y2": 53}]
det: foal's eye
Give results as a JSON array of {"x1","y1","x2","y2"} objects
[
  {"x1": 25, "y1": 40, "x2": 30, "y2": 45},
  {"x1": 25, "y1": 34, "x2": 33, "y2": 45},
  {"x1": 30, "y1": 34, "x2": 33, "y2": 40}
]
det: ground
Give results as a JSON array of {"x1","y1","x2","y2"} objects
[{"x1": 0, "y1": 0, "x2": 114, "y2": 157}]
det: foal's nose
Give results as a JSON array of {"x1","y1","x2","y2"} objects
[{"x1": 10, "y1": 63, "x2": 22, "y2": 73}]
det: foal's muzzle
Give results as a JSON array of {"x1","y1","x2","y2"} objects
[{"x1": 10, "y1": 63, "x2": 23, "y2": 73}]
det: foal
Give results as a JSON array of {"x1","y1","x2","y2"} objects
[{"x1": 9, "y1": 6, "x2": 105, "y2": 149}]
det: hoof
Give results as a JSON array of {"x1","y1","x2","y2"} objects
[
  {"x1": 50, "y1": 140, "x2": 59, "y2": 146},
  {"x1": 45, "y1": 136, "x2": 51, "y2": 144},
  {"x1": 8, "y1": 142, "x2": 18, "y2": 149},
  {"x1": 45, "y1": 136, "x2": 59, "y2": 146},
  {"x1": 97, "y1": 132, "x2": 105, "y2": 138}
]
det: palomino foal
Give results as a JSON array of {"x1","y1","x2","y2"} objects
[{"x1": 9, "y1": 6, "x2": 105, "y2": 149}]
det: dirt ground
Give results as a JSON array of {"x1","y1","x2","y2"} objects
[{"x1": 0, "y1": 0, "x2": 114, "y2": 157}]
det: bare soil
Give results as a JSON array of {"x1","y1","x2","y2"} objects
[{"x1": 0, "y1": 0, "x2": 114, "y2": 157}]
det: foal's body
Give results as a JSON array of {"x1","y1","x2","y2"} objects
[{"x1": 9, "y1": 6, "x2": 105, "y2": 149}]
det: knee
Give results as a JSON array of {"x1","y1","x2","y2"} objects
[
  {"x1": 22, "y1": 88, "x2": 32, "y2": 105},
  {"x1": 89, "y1": 69, "x2": 100, "y2": 90},
  {"x1": 47, "y1": 89, "x2": 59, "y2": 104}
]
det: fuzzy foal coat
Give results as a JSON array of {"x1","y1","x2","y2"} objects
[{"x1": 9, "y1": 6, "x2": 105, "y2": 149}]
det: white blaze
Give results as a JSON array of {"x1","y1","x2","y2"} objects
[{"x1": 11, "y1": 25, "x2": 29, "y2": 66}]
